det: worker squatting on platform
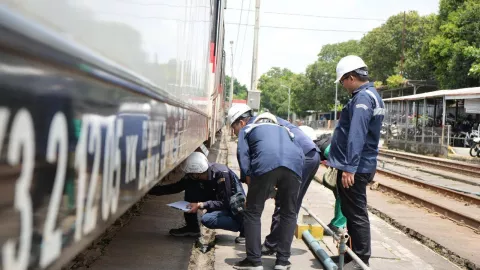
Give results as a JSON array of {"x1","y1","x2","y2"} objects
[{"x1": 148, "y1": 152, "x2": 246, "y2": 243}]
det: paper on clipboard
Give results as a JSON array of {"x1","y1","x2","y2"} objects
[{"x1": 166, "y1": 201, "x2": 191, "y2": 212}]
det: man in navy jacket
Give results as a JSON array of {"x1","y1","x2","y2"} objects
[
  {"x1": 148, "y1": 152, "x2": 245, "y2": 243},
  {"x1": 328, "y1": 55, "x2": 385, "y2": 269},
  {"x1": 228, "y1": 110, "x2": 304, "y2": 270}
]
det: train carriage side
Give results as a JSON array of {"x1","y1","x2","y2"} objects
[{"x1": 0, "y1": 1, "x2": 225, "y2": 269}]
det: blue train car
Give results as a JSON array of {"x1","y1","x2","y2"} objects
[{"x1": 0, "y1": 1, "x2": 227, "y2": 269}]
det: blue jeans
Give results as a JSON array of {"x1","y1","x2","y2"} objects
[
  {"x1": 264, "y1": 150, "x2": 321, "y2": 250},
  {"x1": 201, "y1": 210, "x2": 243, "y2": 233}
]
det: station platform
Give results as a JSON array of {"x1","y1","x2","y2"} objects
[
  {"x1": 88, "y1": 129, "x2": 462, "y2": 270},
  {"x1": 215, "y1": 139, "x2": 460, "y2": 270}
]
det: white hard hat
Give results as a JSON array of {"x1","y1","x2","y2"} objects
[
  {"x1": 298, "y1": 125, "x2": 317, "y2": 141},
  {"x1": 227, "y1": 104, "x2": 252, "y2": 125},
  {"x1": 254, "y1": 112, "x2": 278, "y2": 124},
  {"x1": 181, "y1": 152, "x2": 209, "y2": 174},
  {"x1": 335, "y1": 55, "x2": 367, "y2": 83}
]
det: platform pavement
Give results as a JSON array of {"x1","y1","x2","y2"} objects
[
  {"x1": 214, "y1": 138, "x2": 322, "y2": 270},
  {"x1": 214, "y1": 137, "x2": 460, "y2": 270}
]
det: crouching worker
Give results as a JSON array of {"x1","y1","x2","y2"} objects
[
  {"x1": 313, "y1": 132, "x2": 347, "y2": 235},
  {"x1": 148, "y1": 152, "x2": 246, "y2": 243}
]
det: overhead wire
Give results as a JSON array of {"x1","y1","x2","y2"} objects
[
  {"x1": 235, "y1": 0, "x2": 252, "y2": 75},
  {"x1": 233, "y1": 0, "x2": 245, "y2": 62},
  {"x1": 227, "y1": 8, "x2": 387, "y2": 22}
]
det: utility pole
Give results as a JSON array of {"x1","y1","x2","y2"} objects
[
  {"x1": 400, "y1": 11, "x2": 406, "y2": 76},
  {"x1": 287, "y1": 87, "x2": 291, "y2": 121},
  {"x1": 250, "y1": 0, "x2": 260, "y2": 92},
  {"x1": 229, "y1": 41, "x2": 234, "y2": 107},
  {"x1": 280, "y1": 84, "x2": 291, "y2": 121},
  {"x1": 334, "y1": 82, "x2": 338, "y2": 122}
]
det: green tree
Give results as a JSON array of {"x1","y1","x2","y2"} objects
[
  {"x1": 360, "y1": 11, "x2": 437, "y2": 82},
  {"x1": 386, "y1": 74, "x2": 406, "y2": 88},
  {"x1": 225, "y1": 76, "x2": 248, "y2": 100},
  {"x1": 257, "y1": 67, "x2": 300, "y2": 117},
  {"x1": 428, "y1": 0, "x2": 480, "y2": 88},
  {"x1": 298, "y1": 40, "x2": 362, "y2": 113}
]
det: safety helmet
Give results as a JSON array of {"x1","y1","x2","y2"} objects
[
  {"x1": 298, "y1": 125, "x2": 317, "y2": 141},
  {"x1": 227, "y1": 104, "x2": 252, "y2": 125},
  {"x1": 335, "y1": 55, "x2": 368, "y2": 83},
  {"x1": 254, "y1": 112, "x2": 278, "y2": 124},
  {"x1": 181, "y1": 152, "x2": 209, "y2": 174}
]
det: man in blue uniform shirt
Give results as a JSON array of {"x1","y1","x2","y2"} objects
[
  {"x1": 227, "y1": 105, "x2": 321, "y2": 257},
  {"x1": 228, "y1": 110, "x2": 304, "y2": 270},
  {"x1": 328, "y1": 55, "x2": 385, "y2": 269}
]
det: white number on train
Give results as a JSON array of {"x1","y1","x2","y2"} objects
[
  {"x1": 2, "y1": 109, "x2": 35, "y2": 270},
  {"x1": 40, "y1": 112, "x2": 68, "y2": 268}
]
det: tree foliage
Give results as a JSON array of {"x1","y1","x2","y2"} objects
[
  {"x1": 428, "y1": 0, "x2": 480, "y2": 88},
  {"x1": 255, "y1": 0, "x2": 480, "y2": 114},
  {"x1": 225, "y1": 76, "x2": 248, "y2": 100},
  {"x1": 360, "y1": 11, "x2": 437, "y2": 82},
  {"x1": 298, "y1": 40, "x2": 362, "y2": 113},
  {"x1": 257, "y1": 67, "x2": 303, "y2": 117},
  {"x1": 386, "y1": 74, "x2": 406, "y2": 88}
]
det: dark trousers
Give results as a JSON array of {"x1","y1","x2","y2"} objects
[
  {"x1": 337, "y1": 170, "x2": 375, "y2": 264},
  {"x1": 264, "y1": 150, "x2": 320, "y2": 250},
  {"x1": 184, "y1": 183, "x2": 215, "y2": 230},
  {"x1": 244, "y1": 167, "x2": 301, "y2": 264}
]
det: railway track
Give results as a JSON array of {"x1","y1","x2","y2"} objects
[
  {"x1": 315, "y1": 162, "x2": 480, "y2": 232},
  {"x1": 374, "y1": 167, "x2": 480, "y2": 231},
  {"x1": 378, "y1": 149, "x2": 480, "y2": 177}
]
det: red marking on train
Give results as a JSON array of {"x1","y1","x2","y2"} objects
[{"x1": 210, "y1": 42, "x2": 216, "y2": 73}]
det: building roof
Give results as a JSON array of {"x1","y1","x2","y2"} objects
[{"x1": 383, "y1": 87, "x2": 480, "y2": 102}]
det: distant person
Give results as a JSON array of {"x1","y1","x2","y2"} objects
[
  {"x1": 228, "y1": 109, "x2": 305, "y2": 270},
  {"x1": 148, "y1": 152, "x2": 246, "y2": 243},
  {"x1": 327, "y1": 55, "x2": 385, "y2": 269}
]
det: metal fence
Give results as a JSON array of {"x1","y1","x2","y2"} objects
[
  {"x1": 381, "y1": 124, "x2": 448, "y2": 145},
  {"x1": 305, "y1": 120, "x2": 337, "y2": 130}
]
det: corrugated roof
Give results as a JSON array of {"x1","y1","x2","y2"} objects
[{"x1": 383, "y1": 87, "x2": 480, "y2": 101}]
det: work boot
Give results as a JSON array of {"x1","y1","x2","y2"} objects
[
  {"x1": 235, "y1": 231, "x2": 245, "y2": 244},
  {"x1": 233, "y1": 258, "x2": 263, "y2": 270},
  {"x1": 261, "y1": 244, "x2": 276, "y2": 256},
  {"x1": 169, "y1": 225, "x2": 200, "y2": 237},
  {"x1": 274, "y1": 260, "x2": 292, "y2": 270}
]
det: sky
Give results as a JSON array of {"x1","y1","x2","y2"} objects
[{"x1": 225, "y1": 0, "x2": 440, "y2": 90}]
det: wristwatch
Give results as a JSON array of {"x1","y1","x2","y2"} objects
[{"x1": 198, "y1": 202, "x2": 204, "y2": 209}]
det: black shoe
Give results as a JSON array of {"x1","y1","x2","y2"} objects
[
  {"x1": 343, "y1": 260, "x2": 369, "y2": 270},
  {"x1": 330, "y1": 254, "x2": 352, "y2": 265},
  {"x1": 261, "y1": 244, "x2": 276, "y2": 256},
  {"x1": 233, "y1": 258, "x2": 263, "y2": 270},
  {"x1": 235, "y1": 236, "x2": 245, "y2": 244},
  {"x1": 274, "y1": 260, "x2": 291, "y2": 270},
  {"x1": 169, "y1": 225, "x2": 200, "y2": 237}
]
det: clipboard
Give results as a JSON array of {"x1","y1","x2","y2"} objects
[{"x1": 166, "y1": 201, "x2": 191, "y2": 212}]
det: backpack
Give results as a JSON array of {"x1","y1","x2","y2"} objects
[
  {"x1": 228, "y1": 170, "x2": 246, "y2": 215},
  {"x1": 315, "y1": 133, "x2": 332, "y2": 161}
]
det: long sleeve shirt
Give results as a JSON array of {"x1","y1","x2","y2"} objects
[{"x1": 327, "y1": 82, "x2": 385, "y2": 173}]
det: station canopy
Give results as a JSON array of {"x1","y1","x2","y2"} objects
[{"x1": 383, "y1": 86, "x2": 480, "y2": 102}]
